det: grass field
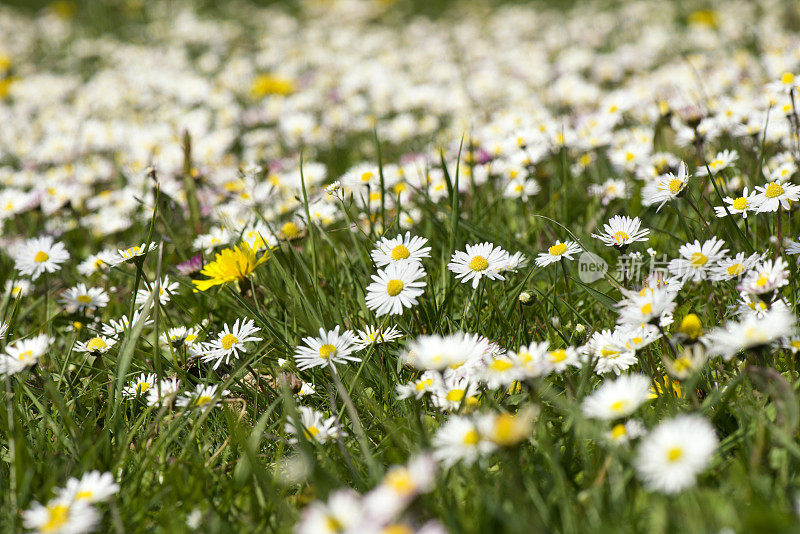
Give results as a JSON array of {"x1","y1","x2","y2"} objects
[{"x1": 2, "y1": 0, "x2": 800, "y2": 532}]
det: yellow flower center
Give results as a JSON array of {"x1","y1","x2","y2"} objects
[
  {"x1": 469, "y1": 255, "x2": 489, "y2": 271},
  {"x1": 42, "y1": 504, "x2": 70, "y2": 533},
  {"x1": 611, "y1": 423, "x2": 627, "y2": 440},
  {"x1": 391, "y1": 244, "x2": 410, "y2": 260},
  {"x1": 668, "y1": 178, "x2": 683, "y2": 194},
  {"x1": 690, "y1": 252, "x2": 708, "y2": 267},
  {"x1": 415, "y1": 378, "x2": 433, "y2": 391},
  {"x1": 678, "y1": 313, "x2": 702, "y2": 339},
  {"x1": 196, "y1": 395, "x2": 213, "y2": 406},
  {"x1": 610, "y1": 399, "x2": 629, "y2": 413},
  {"x1": 548, "y1": 243, "x2": 568, "y2": 256},
  {"x1": 361, "y1": 171, "x2": 374, "y2": 182},
  {"x1": 549, "y1": 349, "x2": 567, "y2": 363},
  {"x1": 640, "y1": 302, "x2": 653, "y2": 315},
  {"x1": 18, "y1": 350, "x2": 33, "y2": 362},
  {"x1": 490, "y1": 359, "x2": 514, "y2": 372},
  {"x1": 727, "y1": 264, "x2": 744, "y2": 276},
  {"x1": 667, "y1": 446, "x2": 684, "y2": 462},
  {"x1": 75, "y1": 490, "x2": 93, "y2": 500},
  {"x1": 732, "y1": 197, "x2": 747, "y2": 210},
  {"x1": 463, "y1": 429, "x2": 480, "y2": 445},
  {"x1": 386, "y1": 279, "x2": 404, "y2": 296},
  {"x1": 34, "y1": 251, "x2": 49, "y2": 263},
  {"x1": 281, "y1": 222, "x2": 300, "y2": 239},
  {"x1": 600, "y1": 347, "x2": 620, "y2": 358},
  {"x1": 673, "y1": 357, "x2": 692, "y2": 372},
  {"x1": 86, "y1": 337, "x2": 107, "y2": 352},
  {"x1": 305, "y1": 425, "x2": 320, "y2": 438},
  {"x1": 765, "y1": 182, "x2": 784, "y2": 198},
  {"x1": 446, "y1": 389, "x2": 465, "y2": 402},
  {"x1": 318, "y1": 344, "x2": 337, "y2": 359},
  {"x1": 782, "y1": 72, "x2": 795, "y2": 85},
  {"x1": 755, "y1": 274, "x2": 769, "y2": 287},
  {"x1": 612, "y1": 231, "x2": 629, "y2": 244},
  {"x1": 77, "y1": 295, "x2": 93, "y2": 304},
  {"x1": 136, "y1": 382, "x2": 150, "y2": 393},
  {"x1": 221, "y1": 333, "x2": 239, "y2": 350},
  {"x1": 710, "y1": 158, "x2": 724, "y2": 169},
  {"x1": 385, "y1": 468, "x2": 415, "y2": 496}
]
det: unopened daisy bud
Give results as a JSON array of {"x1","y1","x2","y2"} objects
[
  {"x1": 574, "y1": 323, "x2": 585, "y2": 334},
  {"x1": 769, "y1": 235, "x2": 779, "y2": 245},
  {"x1": 485, "y1": 408, "x2": 537, "y2": 447},
  {"x1": 551, "y1": 316, "x2": 560, "y2": 328},
  {"x1": 518, "y1": 291, "x2": 534, "y2": 306},
  {"x1": 677, "y1": 313, "x2": 702, "y2": 340}
]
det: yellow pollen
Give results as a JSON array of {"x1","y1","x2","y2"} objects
[
  {"x1": 196, "y1": 395, "x2": 213, "y2": 406},
  {"x1": 318, "y1": 344, "x2": 337, "y2": 359},
  {"x1": 361, "y1": 171, "x2": 374, "y2": 182},
  {"x1": 305, "y1": 426, "x2": 320, "y2": 438},
  {"x1": 75, "y1": 490, "x2": 93, "y2": 500},
  {"x1": 732, "y1": 197, "x2": 747, "y2": 210},
  {"x1": 755, "y1": 274, "x2": 769, "y2": 287},
  {"x1": 34, "y1": 251, "x2": 50, "y2": 263},
  {"x1": 86, "y1": 337, "x2": 107, "y2": 352},
  {"x1": 782, "y1": 72, "x2": 795, "y2": 85},
  {"x1": 690, "y1": 252, "x2": 708, "y2": 267},
  {"x1": 386, "y1": 279, "x2": 404, "y2": 296},
  {"x1": 446, "y1": 389, "x2": 466, "y2": 402},
  {"x1": 640, "y1": 302, "x2": 653, "y2": 315},
  {"x1": 415, "y1": 378, "x2": 433, "y2": 391},
  {"x1": 765, "y1": 182, "x2": 784, "y2": 198},
  {"x1": 18, "y1": 350, "x2": 33, "y2": 362},
  {"x1": 136, "y1": 382, "x2": 150, "y2": 393},
  {"x1": 667, "y1": 447, "x2": 684, "y2": 462},
  {"x1": 490, "y1": 359, "x2": 514, "y2": 371},
  {"x1": 391, "y1": 244, "x2": 410, "y2": 260},
  {"x1": 611, "y1": 423, "x2": 627, "y2": 440},
  {"x1": 610, "y1": 399, "x2": 629, "y2": 412},
  {"x1": 727, "y1": 264, "x2": 744, "y2": 276},
  {"x1": 42, "y1": 504, "x2": 70, "y2": 533},
  {"x1": 548, "y1": 243, "x2": 568, "y2": 256},
  {"x1": 77, "y1": 294, "x2": 93, "y2": 304},
  {"x1": 668, "y1": 178, "x2": 683, "y2": 194},
  {"x1": 463, "y1": 429, "x2": 480, "y2": 445},
  {"x1": 600, "y1": 347, "x2": 620, "y2": 358},
  {"x1": 613, "y1": 231, "x2": 629, "y2": 243},
  {"x1": 220, "y1": 333, "x2": 239, "y2": 350},
  {"x1": 385, "y1": 468, "x2": 415, "y2": 496},
  {"x1": 469, "y1": 255, "x2": 489, "y2": 271},
  {"x1": 549, "y1": 349, "x2": 567, "y2": 363}
]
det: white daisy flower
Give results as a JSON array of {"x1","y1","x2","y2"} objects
[
  {"x1": 508, "y1": 342, "x2": 553, "y2": 379},
  {"x1": 371, "y1": 232, "x2": 431, "y2": 266},
  {"x1": 667, "y1": 237, "x2": 728, "y2": 283},
  {"x1": 543, "y1": 346, "x2": 582, "y2": 373},
  {"x1": 581, "y1": 329, "x2": 638, "y2": 375},
  {"x1": 116, "y1": 241, "x2": 158, "y2": 262},
  {"x1": 0, "y1": 334, "x2": 53, "y2": 376},
  {"x1": 616, "y1": 286, "x2": 677, "y2": 328},
  {"x1": 396, "y1": 370, "x2": 441, "y2": 400},
  {"x1": 12, "y1": 236, "x2": 70, "y2": 280},
  {"x1": 353, "y1": 325, "x2": 403, "y2": 350},
  {"x1": 430, "y1": 373, "x2": 480, "y2": 411},
  {"x1": 285, "y1": 406, "x2": 343, "y2": 444},
  {"x1": 293, "y1": 326, "x2": 359, "y2": 370},
  {"x1": 704, "y1": 307, "x2": 796, "y2": 360},
  {"x1": 534, "y1": 240, "x2": 581, "y2": 267},
  {"x1": 122, "y1": 372, "x2": 158, "y2": 399},
  {"x1": 22, "y1": 497, "x2": 99, "y2": 534},
  {"x1": 608, "y1": 419, "x2": 646, "y2": 444},
  {"x1": 635, "y1": 415, "x2": 717, "y2": 494},
  {"x1": 709, "y1": 252, "x2": 762, "y2": 281},
  {"x1": 581, "y1": 374, "x2": 651, "y2": 420},
  {"x1": 6, "y1": 279, "x2": 32, "y2": 298},
  {"x1": 59, "y1": 284, "x2": 109, "y2": 314},
  {"x1": 752, "y1": 180, "x2": 800, "y2": 212},
  {"x1": 432, "y1": 415, "x2": 497, "y2": 467},
  {"x1": 713, "y1": 187, "x2": 756, "y2": 218},
  {"x1": 135, "y1": 275, "x2": 180, "y2": 308},
  {"x1": 365, "y1": 262, "x2": 426, "y2": 317},
  {"x1": 641, "y1": 161, "x2": 689, "y2": 211},
  {"x1": 401, "y1": 332, "x2": 488, "y2": 370},
  {"x1": 737, "y1": 256, "x2": 790, "y2": 295},
  {"x1": 591, "y1": 215, "x2": 650, "y2": 248},
  {"x1": 73, "y1": 335, "x2": 117, "y2": 355},
  {"x1": 696, "y1": 149, "x2": 738, "y2": 176},
  {"x1": 448, "y1": 242, "x2": 509, "y2": 288},
  {"x1": 176, "y1": 383, "x2": 230, "y2": 411},
  {"x1": 146, "y1": 378, "x2": 181, "y2": 406},
  {"x1": 202, "y1": 318, "x2": 262, "y2": 370},
  {"x1": 786, "y1": 238, "x2": 800, "y2": 255},
  {"x1": 503, "y1": 251, "x2": 529, "y2": 272},
  {"x1": 101, "y1": 310, "x2": 153, "y2": 337},
  {"x1": 480, "y1": 355, "x2": 522, "y2": 389},
  {"x1": 193, "y1": 227, "x2": 231, "y2": 253},
  {"x1": 295, "y1": 489, "x2": 363, "y2": 534},
  {"x1": 58, "y1": 471, "x2": 119, "y2": 504}
]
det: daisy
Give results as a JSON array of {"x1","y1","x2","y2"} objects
[
  {"x1": 117, "y1": 241, "x2": 158, "y2": 262},
  {"x1": 786, "y1": 238, "x2": 800, "y2": 255},
  {"x1": 12, "y1": 236, "x2": 70, "y2": 280},
  {"x1": 293, "y1": 326, "x2": 359, "y2": 370},
  {"x1": 73, "y1": 335, "x2": 117, "y2": 355},
  {"x1": 22, "y1": 497, "x2": 99, "y2": 534},
  {"x1": 396, "y1": 370, "x2": 441, "y2": 400},
  {"x1": 713, "y1": 187, "x2": 756, "y2": 218},
  {"x1": 635, "y1": 415, "x2": 717, "y2": 494},
  {"x1": 704, "y1": 307, "x2": 796, "y2": 360},
  {"x1": 0, "y1": 334, "x2": 53, "y2": 376},
  {"x1": 667, "y1": 237, "x2": 728, "y2": 283},
  {"x1": 401, "y1": 332, "x2": 488, "y2": 370},
  {"x1": 365, "y1": 455, "x2": 437, "y2": 521},
  {"x1": 176, "y1": 384, "x2": 230, "y2": 411},
  {"x1": 534, "y1": 240, "x2": 581, "y2": 267},
  {"x1": 353, "y1": 325, "x2": 403, "y2": 350},
  {"x1": 737, "y1": 257, "x2": 790, "y2": 295},
  {"x1": 202, "y1": 318, "x2": 262, "y2": 369},
  {"x1": 146, "y1": 378, "x2": 181, "y2": 406},
  {"x1": 193, "y1": 227, "x2": 231, "y2": 253},
  {"x1": 480, "y1": 355, "x2": 522, "y2": 389},
  {"x1": 508, "y1": 343, "x2": 553, "y2": 379},
  {"x1": 608, "y1": 420, "x2": 646, "y2": 444},
  {"x1": 365, "y1": 262, "x2": 426, "y2": 317},
  {"x1": 476, "y1": 409, "x2": 536, "y2": 448},
  {"x1": 543, "y1": 346, "x2": 582, "y2": 373},
  {"x1": 696, "y1": 149, "x2": 738, "y2": 175},
  {"x1": 588, "y1": 178, "x2": 628, "y2": 205},
  {"x1": 641, "y1": 161, "x2": 690, "y2": 211},
  {"x1": 58, "y1": 471, "x2": 119, "y2": 504},
  {"x1": 430, "y1": 373, "x2": 480, "y2": 411},
  {"x1": 591, "y1": 215, "x2": 650, "y2": 248},
  {"x1": 295, "y1": 489, "x2": 364, "y2": 534},
  {"x1": 6, "y1": 279, "x2": 32, "y2": 298},
  {"x1": 135, "y1": 276, "x2": 179, "y2": 308},
  {"x1": 503, "y1": 251, "x2": 529, "y2": 272},
  {"x1": 448, "y1": 242, "x2": 509, "y2": 288},
  {"x1": 160, "y1": 325, "x2": 203, "y2": 354},
  {"x1": 285, "y1": 406, "x2": 342, "y2": 444},
  {"x1": 371, "y1": 232, "x2": 431, "y2": 266},
  {"x1": 616, "y1": 286, "x2": 677, "y2": 328},
  {"x1": 77, "y1": 250, "x2": 120, "y2": 276},
  {"x1": 581, "y1": 329, "x2": 638, "y2": 375},
  {"x1": 59, "y1": 284, "x2": 109, "y2": 314},
  {"x1": 101, "y1": 310, "x2": 153, "y2": 337},
  {"x1": 709, "y1": 252, "x2": 762, "y2": 281},
  {"x1": 581, "y1": 374, "x2": 651, "y2": 420},
  {"x1": 432, "y1": 415, "x2": 496, "y2": 467},
  {"x1": 122, "y1": 372, "x2": 158, "y2": 399},
  {"x1": 752, "y1": 179, "x2": 800, "y2": 212}
]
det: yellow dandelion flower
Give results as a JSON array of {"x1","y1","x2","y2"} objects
[{"x1": 192, "y1": 242, "x2": 269, "y2": 292}]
